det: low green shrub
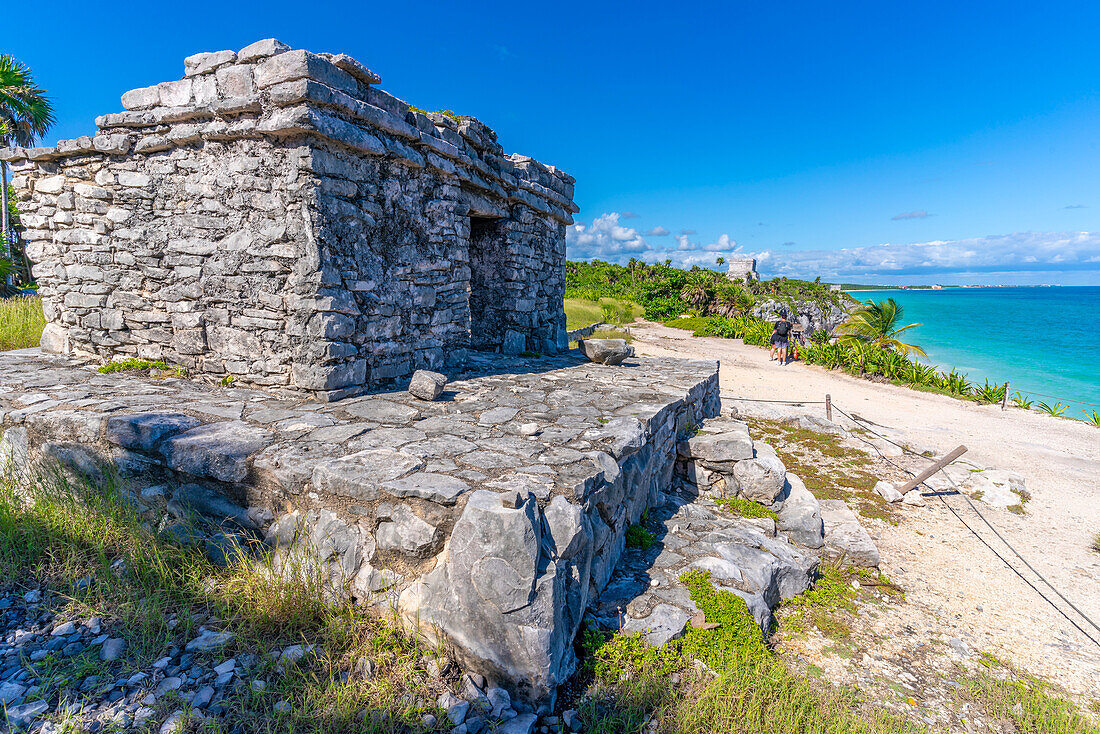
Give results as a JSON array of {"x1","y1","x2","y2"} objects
[
  {"x1": 715, "y1": 497, "x2": 779, "y2": 521},
  {"x1": 625, "y1": 522, "x2": 656, "y2": 549},
  {"x1": 97, "y1": 358, "x2": 176, "y2": 374}
]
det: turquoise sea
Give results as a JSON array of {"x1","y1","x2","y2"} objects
[{"x1": 846, "y1": 286, "x2": 1100, "y2": 420}]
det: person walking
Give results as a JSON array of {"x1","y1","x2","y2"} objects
[{"x1": 771, "y1": 314, "x2": 792, "y2": 365}]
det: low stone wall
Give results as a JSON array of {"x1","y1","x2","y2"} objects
[{"x1": 0, "y1": 348, "x2": 719, "y2": 702}]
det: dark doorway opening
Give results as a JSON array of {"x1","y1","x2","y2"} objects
[{"x1": 468, "y1": 215, "x2": 506, "y2": 350}]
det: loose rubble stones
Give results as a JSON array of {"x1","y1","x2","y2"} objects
[{"x1": 818, "y1": 500, "x2": 881, "y2": 568}]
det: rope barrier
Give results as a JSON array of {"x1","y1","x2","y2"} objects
[
  {"x1": 827, "y1": 403, "x2": 1100, "y2": 649},
  {"x1": 1008, "y1": 390, "x2": 1100, "y2": 409},
  {"x1": 721, "y1": 396, "x2": 826, "y2": 405},
  {"x1": 710, "y1": 377, "x2": 1100, "y2": 644}
]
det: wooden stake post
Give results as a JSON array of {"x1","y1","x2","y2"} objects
[
  {"x1": 897, "y1": 445, "x2": 968, "y2": 495},
  {"x1": 825, "y1": 394, "x2": 832, "y2": 421},
  {"x1": 1001, "y1": 382, "x2": 1010, "y2": 411}
]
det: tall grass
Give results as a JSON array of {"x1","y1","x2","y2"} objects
[
  {"x1": 580, "y1": 568, "x2": 1098, "y2": 734},
  {"x1": 565, "y1": 297, "x2": 638, "y2": 330},
  {"x1": 0, "y1": 463, "x2": 456, "y2": 732},
  {"x1": 0, "y1": 294, "x2": 45, "y2": 351}
]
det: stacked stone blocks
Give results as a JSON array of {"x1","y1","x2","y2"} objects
[{"x1": 1, "y1": 39, "x2": 577, "y2": 399}]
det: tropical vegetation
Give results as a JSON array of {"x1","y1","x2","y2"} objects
[
  {"x1": 836, "y1": 298, "x2": 926, "y2": 356},
  {"x1": 566, "y1": 258, "x2": 850, "y2": 322},
  {"x1": 1, "y1": 54, "x2": 54, "y2": 290}
]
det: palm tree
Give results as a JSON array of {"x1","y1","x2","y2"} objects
[
  {"x1": 837, "y1": 298, "x2": 926, "y2": 356},
  {"x1": 715, "y1": 256, "x2": 726, "y2": 271},
  {"x1": 1, "y1": 54, "x2": 54, "y2": 286}
]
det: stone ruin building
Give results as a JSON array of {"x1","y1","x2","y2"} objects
[
  {"x1": 2, "y1": 38, "x2": 577, "y2": 400},
  {"x1": 0, "y1": 40, "x2": 873, "y2": 715},
  {"x1": 725, "y1": 257, "x2": 759, "y2": 282}
]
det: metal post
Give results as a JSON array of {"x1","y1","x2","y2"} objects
[
  {"x1": 825, "y1": 394, "x2": 832, "y2": 422},
  {"x1": 897, "y1": 445, "x2": 968, "y2": 494},
  {"x1": 1001, "y1": 382, "x2": 1010, "y2": 411}
]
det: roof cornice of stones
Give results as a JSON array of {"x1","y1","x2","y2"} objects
[{"x1": 1, "y1": 40, "x2": 577, "y2": 224}]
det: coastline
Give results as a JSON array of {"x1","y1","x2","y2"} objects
[
  {"x1": 844, "y1": 285, "x2": 1100, "y2": 420},
  {"x1": 629, "y1": 320, "x2": 1100, "y2": 697}
]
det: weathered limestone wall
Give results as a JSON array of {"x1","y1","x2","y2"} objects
[
  {"x1": 725, "y1": 257, "x2": 759, "y2": 282},
  {"x1": 2, "y1": 40, "x2": 576, "y2": 399},
  {"x1": 0, "y1": 349, "x2": 720, "y2": 701}
]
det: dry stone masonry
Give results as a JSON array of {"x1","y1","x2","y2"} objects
[{"x1": 1, "y1": 40, "x2": 577, "y2": 400}]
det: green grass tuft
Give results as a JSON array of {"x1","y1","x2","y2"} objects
[
  {"x1": 564, "y1": 297, "x2": 638, "y2": 330},
  {"x1": 0, "y1": 295, "x2": 46, "y2": 351},
  {"x1": 715, "y1": 497, "x2": 779, "y2": 521},
  {"x1": 625, "y1": 522, "x2": 657, "y2": 550},
  {"x1": 97, "y1": 358, "x2": 185, "y2": 376}
]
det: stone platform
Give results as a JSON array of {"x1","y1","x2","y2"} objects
[{"x1": 0, "y1": 348, "x2": 719, "y2": 701}]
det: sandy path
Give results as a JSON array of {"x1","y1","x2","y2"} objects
[{"x1": 631, "y1": 321, "x2": 1100, "y2": 696}]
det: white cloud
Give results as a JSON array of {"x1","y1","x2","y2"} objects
[
  {"x1": 621, "y1": 211, "x2": 639, "y2": 219},
  {"x1": 645, "y1": 226, "x2": 670, "y2": 236},
  {"x1": 702, "y1": 234, "x2": 737, "y2": 252},
  {"x1": 566, "y1": 212, "x2": 1100, "y2": 282},
  {"x1": 750, "y1": 231, "x2": 1100, "y2": 279},
  {"x1": 565, "y1": 213, "x2": 649, "y2": 258}
]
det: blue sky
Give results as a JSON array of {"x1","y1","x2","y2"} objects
[{"x1": 8, "y1": 0, "x2": 1100, "y2": 284}]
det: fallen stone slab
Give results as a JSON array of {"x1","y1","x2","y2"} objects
[
  {"x1": 818, "y1": 499, "x2": 880, "y2": 568},
  {"x1": 579, "y1": 338, "x2": 633, "y2": 365},
  {"x1": 622, "y1": 603, "x2": 693, "y2": 645},
  {"x1": 159, "y1": 421, "x2": 272, "y2": 483},
  {"x1": 185, "y1": 630, "x2": 234, "y2": 653},
  {"x1": 677, "y1": 423, "x2": 753, "y2": 465}
]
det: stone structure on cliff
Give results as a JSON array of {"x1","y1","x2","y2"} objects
[
  {"x1": 1, "y1": 40, "x2": 577, "y2": 400},
  {"x1": 725, "y1": 257, "x2": 758, "y2": 282}
]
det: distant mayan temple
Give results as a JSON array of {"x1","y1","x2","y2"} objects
[{"x1": 725, "y1": 257, "x2": 759, "y2": 282}]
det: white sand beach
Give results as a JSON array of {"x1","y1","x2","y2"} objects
[{"x1": 631, "y1": 321, "x2": 1100, "y2": 696}]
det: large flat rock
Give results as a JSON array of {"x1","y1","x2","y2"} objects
[{"x1": 0, "y1": 348, "x2": 721, "y2": 702}]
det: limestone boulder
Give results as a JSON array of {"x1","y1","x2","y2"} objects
[
  {"x1": 818, "y1": 499, "x2": 880, "y2": 568},
  {"x1": 732, "y1": 443, "x2": 786, "y2": 503},
  {"x1": 400, "y1": 490, "x2": 592, "y2": 701},
  {"x1": 579, "y1": 338, "x2": 633, "y2": 366},
  {"x1": 775, "y1": 473, "x2": 824, "y2": 548},
  {"x1": 408, "y1": 370, "x2": 447, "y2": 401}
]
